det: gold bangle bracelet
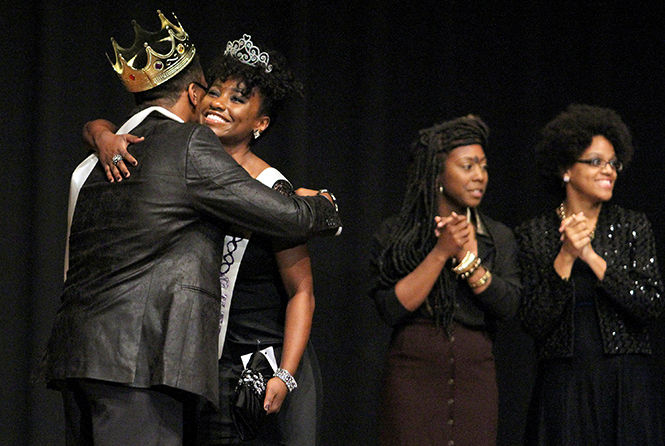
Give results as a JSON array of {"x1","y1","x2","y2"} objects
[
  {"x1": 468, "y1": 269, "x2": 491, "y2": 288},
  {"x1": 452, "y1": 251, "x2": 476, "y2": 274}
]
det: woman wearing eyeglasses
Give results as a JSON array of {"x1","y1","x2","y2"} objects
[{"x1": 517, "y1": 104, "x2": 665, "y2": 445}]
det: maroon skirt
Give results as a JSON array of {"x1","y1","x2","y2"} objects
[{"x1": 379, "y1": 319, "x2": 497, "y2": 446}]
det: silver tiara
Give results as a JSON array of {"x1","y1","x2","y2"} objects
[{"x1": 224, "y1": 34, "x2": 273, "y2": 73}]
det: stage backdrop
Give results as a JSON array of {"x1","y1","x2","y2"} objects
[{"x1": 3, "y1": 1, "x2": 664, "y2": 445}]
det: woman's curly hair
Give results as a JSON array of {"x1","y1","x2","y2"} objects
[
  {"x1": 536, "y1": 104, "x2": 634, "y2": 197},
  {"x1": 205, "y1": 47, "x2": 303, "y2": 126}
]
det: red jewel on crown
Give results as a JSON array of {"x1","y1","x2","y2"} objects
[{"x1": 108, "y1": 10, "x2": 196, "y2": 92}]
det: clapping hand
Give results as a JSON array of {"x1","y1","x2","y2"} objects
[
  {"x1": 559, "y1": 212, "x2": 594, "y2": 260},
  {"x1": 434, "y1": 212, "x2": 477, "y2": 260}
]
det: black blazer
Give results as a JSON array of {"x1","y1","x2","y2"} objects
[{"x1": 45, "y1": 113, "x2": 340, "y2": 404}]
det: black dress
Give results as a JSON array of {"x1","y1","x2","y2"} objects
[
  {"x1": 518, "y1": 205, "x2": 665, "y2": 446},
  {"x1": 200, "y1": 169, "x2": 321, "y2": 445}
]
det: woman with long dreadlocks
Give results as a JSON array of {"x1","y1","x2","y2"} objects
[{"x1": 369, "y1": 115, "x2": 521, "y2": 446}]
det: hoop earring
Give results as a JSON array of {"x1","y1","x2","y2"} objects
[{"x1": 253, "y1": 129, "x2": 261, "y2": 139}]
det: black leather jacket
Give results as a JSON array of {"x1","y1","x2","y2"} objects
[
  {"x1": 518, "y1": 204, "x2": 664, "y2": 360},
  {"x1": 46, "y1": 112, "x2": 340, "y2": 404}
]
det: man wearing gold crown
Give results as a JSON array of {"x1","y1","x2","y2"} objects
[{"x1": 43, "y1": 11, "x2": 341, "y2": 445}]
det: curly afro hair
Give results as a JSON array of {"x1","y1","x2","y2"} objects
[
  {"x1": 205, "y1": 46, "x2": 303, "y2": 126},
  {"x1": 536, "y1": 104, "x2": 634, "y2": 198}
]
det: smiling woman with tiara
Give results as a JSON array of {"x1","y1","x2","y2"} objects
[{"x1": 85, "y1": 34, "x2": 325, "y2": 445}]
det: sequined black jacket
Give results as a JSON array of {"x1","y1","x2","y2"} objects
[{"x1": 517, "y1": 204, "x2": 664, "y2": 360}]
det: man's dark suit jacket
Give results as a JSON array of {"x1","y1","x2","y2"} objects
[{"x1": 45, "y1": 112, "x2": 340, "y2": 404}]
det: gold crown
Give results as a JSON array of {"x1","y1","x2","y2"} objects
[{"x1": 108, "y1": 10, "x2": 196, "y2": 93}]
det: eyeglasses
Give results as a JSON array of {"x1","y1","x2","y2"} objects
[
  {"x1": 575, "y1": 158, "x2": 623, "y2": 172},
  {"x1": 192, "y1": 81, "x2": 209, "y2": 91}
]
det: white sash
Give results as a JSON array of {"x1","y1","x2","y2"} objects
[
  {"x1": 63, "y1": 107, "x2": 184, "y2": 280},
  {"x1": 217, "y1": 167, "x2": 290, "y2": 358}
]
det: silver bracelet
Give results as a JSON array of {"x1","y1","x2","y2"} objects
[
  {"x1": 274, "y1": 368, "x2": 297, "y2": 392},
  {"x1": 317, "y1": 189, "x2": 342, "y2": 236},
  {"x1": 317, "y1": 189, "x2": 338, "y2": 212}
]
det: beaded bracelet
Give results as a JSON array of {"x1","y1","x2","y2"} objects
[
  {"x1": 274, "y1": 368, "x2": 298, "y2": 392},
  {"x1": 459, "y1": 257, "x2": 482, "y2": 279},
  {"x1": 468, "y1": 269, "x2": 492, "y2": 288}
]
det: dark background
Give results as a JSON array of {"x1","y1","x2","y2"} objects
[{"x1": 3, "y1": 1, "x2": 665, "y2": 444}]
